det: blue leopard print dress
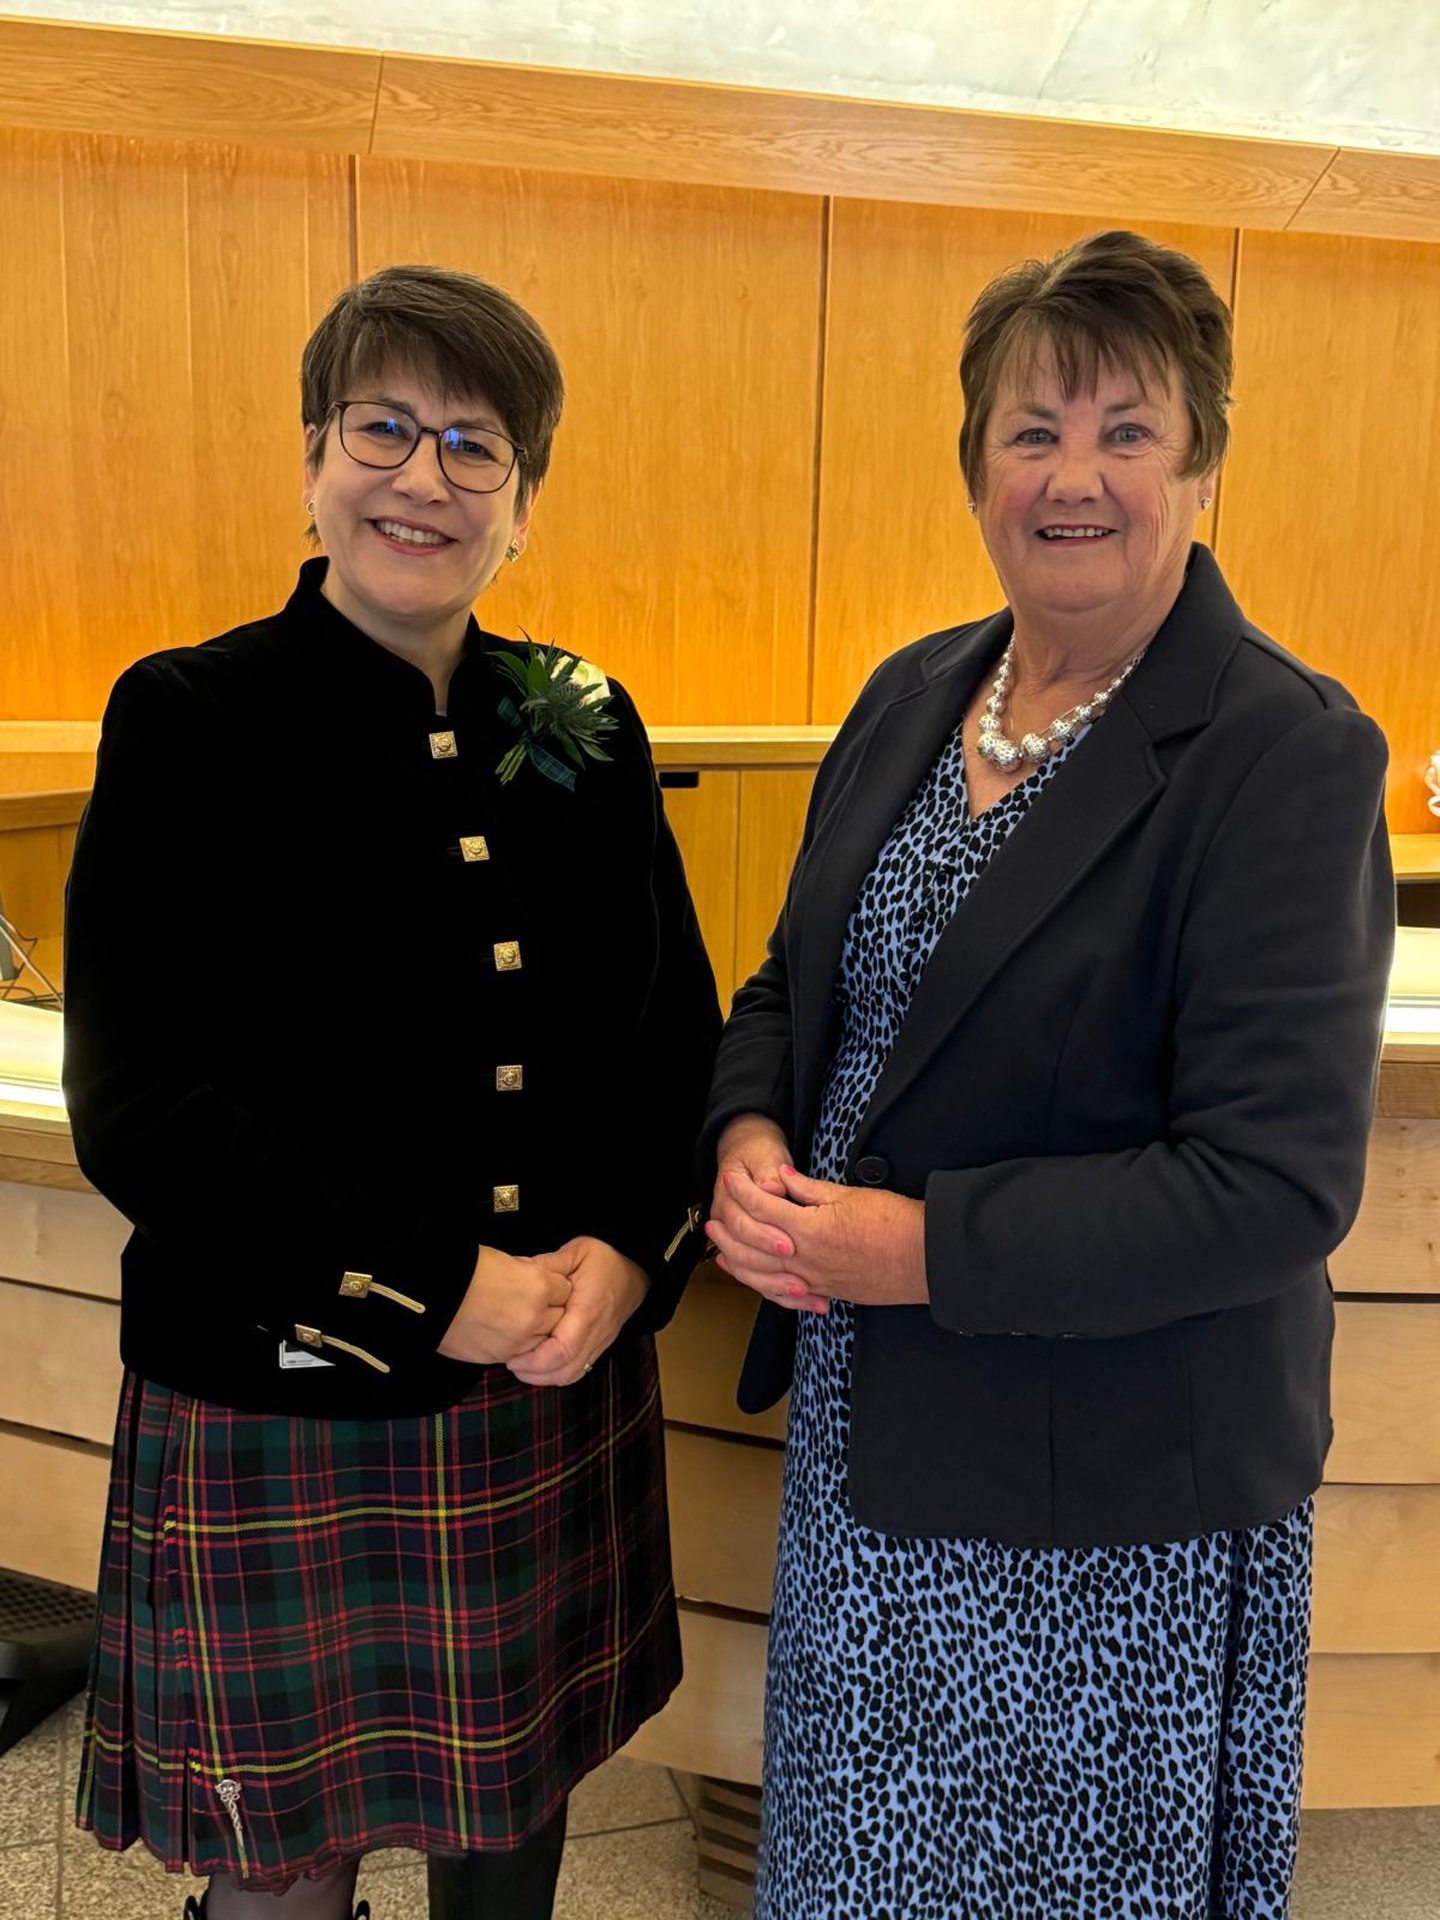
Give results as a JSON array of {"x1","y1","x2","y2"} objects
[{"x1": 757, "y1": 723, "x2": 1312, "y2": 1920}]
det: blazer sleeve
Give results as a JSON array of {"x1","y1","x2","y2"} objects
[
  {"x1": 583, "y1": 689, "x2": 723, "y2": 1333},
  {"x1": 925, "y1": 705, "x2": 1395, "y2": 1339},
  {"x1": 62, "y1": 661, "x2": 478, "y2": 1367}
]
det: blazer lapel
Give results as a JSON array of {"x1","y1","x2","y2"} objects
[
  {"x1": 790, "y1": 614, "x2": 1007, "y2": 1133},
  {"x1": 856, "y1": 544, "x2": 1245, "y2": 1142}
]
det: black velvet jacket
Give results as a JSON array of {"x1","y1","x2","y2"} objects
[
  {"x1": 64, "y1": 561, "x2": 722, "y2": 1417},
  {"x1": 705, "y1": 547, "x2": 1395, "y2": 1548}
]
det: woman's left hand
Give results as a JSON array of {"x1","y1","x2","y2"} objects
[
  {"x1": 506, "y1": 1237, "x2": 649, "y2": 1386},
  {"x1": 708, "y1": 1165, "x2": 929, "y2": 1308}
]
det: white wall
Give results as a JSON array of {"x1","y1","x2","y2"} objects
[{"x1": 10, "y1": 0, "x2": 1440, "y2": 156}]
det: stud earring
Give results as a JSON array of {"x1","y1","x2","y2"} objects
[
  {"x1": 966, "y1": 501, "x2": 977, "y2": 516},
  {"x1": 1199, "y1": 494, "x2": 1212, "y2": 511},
  {"x1": 304, "y1": 499, "x2": 316, "y2": 517},
  {"x1": 505, "y1": 541, "x2": 521, "y2": 563}
]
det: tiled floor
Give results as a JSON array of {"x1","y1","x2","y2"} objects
[{"x1": 1, "y1": 1694, "x2": 1436, "y2": 1916}]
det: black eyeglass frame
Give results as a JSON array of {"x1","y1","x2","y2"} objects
[{"x1": 329, "y1": 400, "x2": 526, "y2": 496}]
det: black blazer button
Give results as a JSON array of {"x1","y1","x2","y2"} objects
[{"x1": 852, "y1": 1154, "x2": 889, "y2": 1185}]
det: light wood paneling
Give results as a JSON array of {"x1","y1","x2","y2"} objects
[
  {"x1": 0, "y1": 1279, "x2": 121, "y2": 1446},
  {"x1": 735, "y1": 768, "x2": 816, "y2": 989},
  {"x1": 622, "y1": 1606, "x2": 767, "y2": 1787},
  {"x1": 813, "y1": 206, "x2": 1234, "y2": 722},
  {"x1": 0, "y1": 1183, "x2": 126, "y2": 1301},
  {"x1": 1329, "y1": 1120, "x2": 1440, "y2": 1294},
  {"x1": 1295, "y1": 149, "x2": 1440, "y2": 245},
  {"x1": 1217, "y1": 230, "x2": 1440, "y2": 832},
  {"x1": 374, "y1": 56, "x2": 1332, "y2": 232},
  {"x1": 1329, "y1": 1302, "x2": 1440, "y2": 1484},
  {"x1": 662, "y1": 774, "x2": 740, "y2": 1005},
  {"x1": 355, "y1": 159, "x2": 821, "y2": 728},
  {"x1": 1313, "y1": 1486, "x2": 1440, "y2": 1654},
  {"x1": 657, "y1": 1266, "x2": 786, "y2": 1443},
  {"x1": 666, "y1": 1428, "x2": 782, "y2": 1616},
  {"x1": 1304, "y1": 1655, "x2": 1440, "y2": 1807},
  {"x1": 0, "y1": 1424, "x2": 109, "y2": 1590},
  {"x1": 0, "y1": 18, "x2": 380, "y2": 153},
  {"x1": 0, "y1": 824, "x2": 76, "y2": 949},
  {"x1": 0, "y1": 129, "x2": 349, "y2": 720}
]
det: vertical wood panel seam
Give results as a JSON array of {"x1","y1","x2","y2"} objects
[
  {"x1": 346, "y1": 150, "x2": 359, "y2": 283},
  {"x1": 728, "y1": 771, "x2": 743, "y2": 1002},
  {"x1": 803, "y1": 198, "x2": 832, "y2": 726},
  {"x1": 1284, "y1": 147, "x2": 1342, "y2": 233},
  {"x1": 1208, "y1": 226, "x2": 1242, "y2": 557}
]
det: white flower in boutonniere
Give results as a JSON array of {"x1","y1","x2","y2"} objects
[{"x1": 492, "y1": 636, "x2": 619, "y2": 790}]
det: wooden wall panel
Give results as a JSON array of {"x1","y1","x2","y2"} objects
[
  {"x1": 1217, "y1": 230, "x2": 1440, "y2": 832},
  {"x1": 0, "y1": 129, "x2": 350, "y2": 720},
  {"x1": 0, "y1": 1279, "x2": 120, "y2": 1446},
  {"x1": 1304, "y1": 1656, "x2": 1440, "y2": 1808},
  {"x1": 812, "y1": 206, "x2": 1234, "y2": 723},
  {"x1": 734, "y1": 769, "x2": 816, "y2": 993},
  {"x1": 356, "y1": 160, "x2": 821, "y2": 729},
  {"x1": 1329, "y1": 1302, "x2": 1440, "y2": 1484},
  {"x1": 1312, "y1": 1486, "x2": 1440, "y2": 1655},
  {"x1": 0, "y1": 1425, "x2": 109, "y2": 1590},
  {"x1": 1328, "y1": 1120, "x2": 1440, "y2": 1294},
  {"x1": 657, "y1": 1266, "x2": 786, "y2": 1443},
  {"x1": 661, "y1": 774, "x2": 741, "y2": 1005}
]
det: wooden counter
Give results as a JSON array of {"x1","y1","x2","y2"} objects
[{"x1": 1, "y1": 735, "x2": 1439, "y2": 1848}]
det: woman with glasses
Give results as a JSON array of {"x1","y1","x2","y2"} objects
[{"x1": 64, "y1": 265, "x2": 721, "y2": 1920}]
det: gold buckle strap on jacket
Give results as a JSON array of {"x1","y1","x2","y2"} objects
[
  {"x1": 664, "y1": 1205, "x2": 707, "y2": 1263},
  {"x1": 338, "y1": 1271, "x2": 426, "y2": 1314},
  {"x1": 293, "y1": 1324, "x2": 392, "y2": 1373}
]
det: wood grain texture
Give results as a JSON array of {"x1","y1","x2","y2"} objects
[
  {"x1": 0, "y1": 18, "x2": 379, "y2": 152},
  {"x1": 656, "y1": 1266, "x2": 786, "y2": 1443},
  {"x1": 0, "y1": 1182, "x2": 126, "y2": 1301},
  {"x1": 1312, "y1": 1486, "x2": 1440, "y2": 1654},
  {"x1": 1329, "y1": 1120, "x2": 1440, "y2": 1294},
  {"x1": 1, "y1": 129, "x2": 349, "y2": 720},
  {"x1": 1304, "y1": 1655, "x2": 1440, "y2": 1807},
  {"x1": 666, "y1": 1428, "x2": 782, "y2": 1616},
  {"x1": 355, "y1": 157, "x2": 821, "y2": 726},
  {"x1": 0, "y1": 1279, "x2": 121, "y2": 1446},
  {"x1": 0, "y1": 1423, "x2": 109, "y2": 1589},
  {"x1": 373, "y1": 57, "x2": 1331, "y2": 231},
  {"x1": 1329, "y1": 1302, "x2": 1440, "y2": 1484},
  {"x1": 1295, "y1": 148, "x2": 1440, "y2": 245},
  {"x1": 1392, "y1": 834, "x2": 1440, "y2": 881},
  {"x1": 0, "y1": 824, "x2": 77, "y2": 947},
  {"x1": 812, "y1": 205, "x2": 1234, "y2": 722},
  {"x1": 661, "y1": 773, "x2": 740, "y2": 1005},
  {"x1": 1217, "y1": 229, "x2": 1440, "y2": 832},
  {"x1": 735, "y1": 768, "x2": 816, "y2": 991},
  {"x1": 621, "y1": 1606, "x2": 767, "y2": 1786}
]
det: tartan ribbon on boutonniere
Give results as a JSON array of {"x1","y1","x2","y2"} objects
[{"x1": 492, "y1": 638, "x2": 619, "y2": 790}]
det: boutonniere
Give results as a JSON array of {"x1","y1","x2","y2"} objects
[{"x1": 492, "y1": 638, "x2": 619, "y2": 790}]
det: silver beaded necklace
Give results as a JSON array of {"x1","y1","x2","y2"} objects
[{"x1": 975, "y1": 638, "x2": 1148, "y2": 772}]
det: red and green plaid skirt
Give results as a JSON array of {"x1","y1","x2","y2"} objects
[{"x1": 76, "y1": 1348, "x2": 680, "y2": 1890}]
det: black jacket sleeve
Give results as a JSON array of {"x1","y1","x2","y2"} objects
[
  {"x1": 63, "y1": 661, "x2": 478, "y2": 1369},
  {"x1": 925, "y1": 706, "x2": 1395, "y2": 1338}
]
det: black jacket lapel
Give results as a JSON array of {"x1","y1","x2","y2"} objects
[{"x1": 789, "y1": 613, "x2": 1008, "y2": 1134}]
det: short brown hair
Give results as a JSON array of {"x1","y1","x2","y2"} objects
[
  {"x1": 301, "y1": 264, "x2": 564, "y2": 505},
  {"x1": 957, "y1": 229, "x2": 1233, "y2": 500}
]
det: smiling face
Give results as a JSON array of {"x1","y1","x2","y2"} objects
[
  {"x1": 302, "y1": 366, "x2": 534, "y2": 651},
  {"x1": 976, "y1": 348, "x2": 1212, "y2": 639}
]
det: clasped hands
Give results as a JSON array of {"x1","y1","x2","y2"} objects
[
  {"x1": 438, "y1": 1237, "x2": 648, "y2": 1385},
  {"x1": 706, "y1": 1113, "x2": 928, "y2": 1311}
]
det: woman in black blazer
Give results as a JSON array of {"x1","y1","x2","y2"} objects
[
  {"x1": 705, "y1": 230, "x2": 1394, "y2": 1919},
  {"x1": 64, "y1": 265, "x2": 719, "y2": 1920}
]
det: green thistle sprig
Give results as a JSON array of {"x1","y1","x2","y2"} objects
[{"x1": 492, "y1": 637, "x2": 618, "y2": 790}]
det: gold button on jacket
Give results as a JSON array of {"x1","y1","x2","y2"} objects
[
  {"x1": 496, "y1": 1064, "x2": 524, "y2": 1092},
  {"x1": 493, "y1": 1184, "x2": 520, "y2": 1212},
  {"x1": 494, "y1": 941, "x2": 522, "y2": 971},
  {"x1": 429, "y1": 730, "x2": 458, "y2": 759}
]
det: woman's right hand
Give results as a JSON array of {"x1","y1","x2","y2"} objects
[
  {"x1": 709, "y1": 1113, "x2": 829, "y2": 1314},
  {"x1": 438, "y1": 1246, "x2": 573, "y2": 1364}
]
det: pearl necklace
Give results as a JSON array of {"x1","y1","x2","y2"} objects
[{"x1": 975, "y1": 639, "x2": 1147, "y2": 772}]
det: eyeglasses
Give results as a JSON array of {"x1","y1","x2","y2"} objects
[{"x1": 331, "y1": 401, "x2": 524, "y2": 495}]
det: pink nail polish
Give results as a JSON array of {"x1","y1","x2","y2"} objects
[
  {"x1": 774, "y1": 1241, "x2": 792, "y2": 1258},
  {"x1": 789, "y1": 1282, "x2": 808, "y2": 1297}
]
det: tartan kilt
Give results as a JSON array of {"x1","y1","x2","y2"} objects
[{"x1": 76, "y1": 1343, "x2": 680, "y2": 1890}]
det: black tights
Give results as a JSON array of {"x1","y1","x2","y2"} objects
[{"x1": 201, "y1": 1801, "x2": 567, "y2": 1920}]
